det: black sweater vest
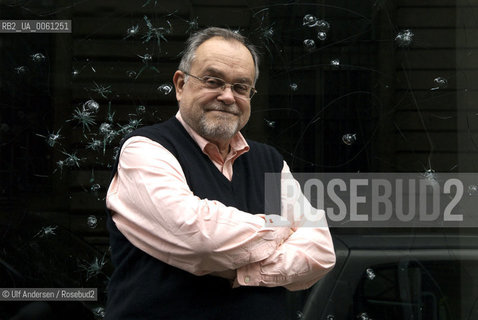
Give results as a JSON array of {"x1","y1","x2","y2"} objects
[{"x1": 106, "y1": 118, "x2": 288, "y2": 320}]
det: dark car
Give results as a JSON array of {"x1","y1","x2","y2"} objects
[{"x1": 302, "y1": 230, "x2": 478, "y2": 320}]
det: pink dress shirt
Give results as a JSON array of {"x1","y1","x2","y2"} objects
[{"x1": 106, "y1": 113, "x2": 335, "y2": 291}]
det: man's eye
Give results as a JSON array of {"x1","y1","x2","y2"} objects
[
  {"x1": 233, "y1": 84, "x2": 249, "y2": 94},
  {"x1": 204, "y1": 78, "x2": 223, "y2": 88}
]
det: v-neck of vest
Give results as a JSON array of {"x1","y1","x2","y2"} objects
[{"x1": 200, "y1": 145, "x2": 238, "y2": 186}]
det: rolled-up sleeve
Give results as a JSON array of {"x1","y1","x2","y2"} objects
[
  {"x1": 235, "y1": 162, "x2": 336, "y2": 291},
  {"x1": 106, "y1": 136, "x2": 292, "y2": 276}
]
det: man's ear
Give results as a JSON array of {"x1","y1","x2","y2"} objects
[{"x1": 173, "y1": 70, "x2": 185, "y2": 102}]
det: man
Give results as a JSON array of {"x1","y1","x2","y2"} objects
[{"x1": 105, "y1": 27, "x2": 335, "y2": 319}]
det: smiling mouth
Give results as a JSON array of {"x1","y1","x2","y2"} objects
[{"x1": 207, "y1": 109, "x2": 238, "y2": 116}]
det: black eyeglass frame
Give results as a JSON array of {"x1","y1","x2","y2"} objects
[{"x1": 180, "y1": 70, "x2": 257, "y2": 99}]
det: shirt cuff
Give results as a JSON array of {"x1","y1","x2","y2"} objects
[
  {"x1": 235, "y1": 262, "x2": 262, "y2": 287},
  {"x1": 235, "y1": 227, "x2": 292, "y2": 288},
  {"x1": 235, "y1": 261, "x2": 291, "y2": 288}
]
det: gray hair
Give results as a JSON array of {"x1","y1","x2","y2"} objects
[{"x1": 178, "y1": 27, "x2": 260, "y2": 83}]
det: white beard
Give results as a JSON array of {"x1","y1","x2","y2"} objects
[{"x1": 197, "y1": 112, "x2": 240, "y2": 141}]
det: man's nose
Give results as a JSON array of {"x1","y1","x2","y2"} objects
[{"x1": 217, "y1": 85, "x2": 236, "y2": 104}]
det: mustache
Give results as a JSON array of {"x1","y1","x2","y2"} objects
[{"x1": 205, "y1": 105, "x2": 240, "y2": 115}]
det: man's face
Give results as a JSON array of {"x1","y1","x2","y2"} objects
[{"x1": 173, "y1": 37, "x2": 255, "y2": 144}]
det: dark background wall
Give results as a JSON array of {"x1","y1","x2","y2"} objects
[{"x1": 0, "y1": 0, "x2": 476, "y2": 317}]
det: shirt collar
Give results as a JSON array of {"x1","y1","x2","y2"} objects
[{"x1": 175, "y1": 111, "x2": 250, "y2": 158}]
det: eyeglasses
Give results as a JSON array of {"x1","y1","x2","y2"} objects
[{"x1": 181, "y1": 71, "x2": 257, "y2": 99}]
